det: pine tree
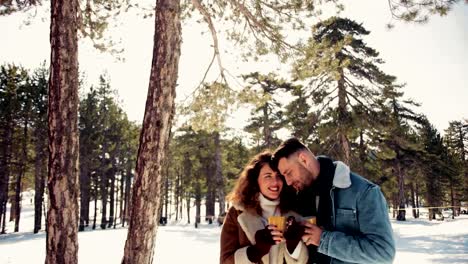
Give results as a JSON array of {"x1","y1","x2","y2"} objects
[
  {"x1": 30, "y1": 64, "x2": 49, "y2": 234},
  {"x1": 0, "y1": 64, "x2": 28, "y2": 234},
  {"x1": 293, "y1": 17, "x2": 393, "y2": 165},
  {"x1": 46, "y1": 0, "x2": 80, "y2": 262},
  {"x1": 374, "y1": 84, "x2": 423, "y2": 221},
  {"x1": 240, "y1": 72, "x2": 297, "y2": 150}
]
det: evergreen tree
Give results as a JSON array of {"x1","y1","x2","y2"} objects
[
  {"x1": 293, "y1": 17, "x2": 393, "y2": 165},
  {"x1": 30, "y1": 64, "x2": 49, "y2": 234},
  {"x1": 374, "y1": 83, "x2": 423, "y2": 221},
  {"x1": 0, "y1": 64, "x2": 28, "y2": 234},
  {"x1": 240, "y1": 72, "x2": 297, "y2": 150}
]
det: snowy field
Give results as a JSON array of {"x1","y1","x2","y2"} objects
[{"x1": 1, "y1": 196, "x2": 467, "y2": 263}]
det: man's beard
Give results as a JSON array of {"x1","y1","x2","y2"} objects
[{"x1": 293, "y1": 164, "x2": 314, "y2": 192}]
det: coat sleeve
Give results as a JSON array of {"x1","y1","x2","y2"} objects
[
  {"x1": 220, "y1": 207, "x2": 253, "y2": 264},
  {"x1": 283, "y1": 242, "x2": 309, "y2": 264},
  {"x1": 317, "y1": 185, "x2": 395, "y2": 263}
]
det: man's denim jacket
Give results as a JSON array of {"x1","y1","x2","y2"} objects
[{"x1": 317, "y1": 161, "x2": 395, "y2": 264}]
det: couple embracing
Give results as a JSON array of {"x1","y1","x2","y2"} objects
[{"x1": 220, "y1": 138, "x2": 395, "y2": 264}]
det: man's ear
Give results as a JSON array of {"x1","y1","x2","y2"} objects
[{"x1": 297, "y1": 151, "x2": 308, "y2": 167}]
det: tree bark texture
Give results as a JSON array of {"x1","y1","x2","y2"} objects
[
  {"x1": 46, "y1": 0, "x2": 80, "y2": 262},
  {"x1": 121, "y1": 0, "x2": 181, "y2": 263}
]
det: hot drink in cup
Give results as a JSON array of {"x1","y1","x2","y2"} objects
[
  {"x1": 303, "y1": 216, "x2": 316, "y2": 225},
  {"x1": 268, "y1": 216, "x2": 286, "y2": 232}
]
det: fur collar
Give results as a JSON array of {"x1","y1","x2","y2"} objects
[{"x1": 332, "y1": 161, "x2": 351, "y2": 188}]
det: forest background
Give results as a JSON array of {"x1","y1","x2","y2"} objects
[{"x1": 0, "y1": 0, "x2": 467, "y2": 263}]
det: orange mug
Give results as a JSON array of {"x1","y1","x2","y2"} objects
[
  {"x1": 268, "y1": 216, "x2": 286, "y2": 232},
  {"x1": 303, "y1": 216, "x2": 316, "y2": 225}
]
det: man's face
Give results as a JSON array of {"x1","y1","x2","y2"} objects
[{"x1": 278, "y1": 155, "x2": 314, "y2": 192}]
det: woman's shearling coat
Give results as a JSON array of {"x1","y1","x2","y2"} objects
[{"x1": 220, "y1": 203, "x2": 309, "y2": 264}]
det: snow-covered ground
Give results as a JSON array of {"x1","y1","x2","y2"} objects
[{"x1": 1, "y1": 196, "x2": 467, "y2": 263}]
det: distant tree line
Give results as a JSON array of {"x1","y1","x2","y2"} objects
[{"x1": 1, "y1": 17, "x2": 467, "y2": 238}]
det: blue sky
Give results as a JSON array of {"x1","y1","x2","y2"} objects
[{"x1": 1, "y1": 1, "x2": 467, "y2": 134}]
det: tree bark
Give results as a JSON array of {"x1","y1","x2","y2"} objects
[
  {"x1": 45, "y1": 0, "x2": 80, "y2": 262},
  {"x1": 121, "y1": 0, "x2": 181, "y2": 262}
]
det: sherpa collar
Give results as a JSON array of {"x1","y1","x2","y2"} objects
[{"x1": 332, "y1": 161, "x2": 351, "y2": 188}]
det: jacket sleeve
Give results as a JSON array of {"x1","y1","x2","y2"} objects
[
  {"x1": 220, "y1": 207, "x2": 253, "y2": 264},
  {"x1": 318, "y1": 185, "x2": 395, "y2": 263}
]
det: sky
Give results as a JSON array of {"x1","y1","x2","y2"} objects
[
  {"x1": 1, "y1": 195, "x2": 468, "y2": 263},
  {"x1": 1, "y1": 1, "x2": 467, "y2": 135}
]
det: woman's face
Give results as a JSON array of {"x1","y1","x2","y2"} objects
[{"x1": 257, "y1": 163, "x2": 283, "y2": 200}]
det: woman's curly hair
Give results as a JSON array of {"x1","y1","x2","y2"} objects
[{"x1": 227, "y1": 150, "x2": 296, "y2": 216}]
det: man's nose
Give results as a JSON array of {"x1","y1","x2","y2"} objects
[{"x1": 285, "y1": 176, "x2": 293, "y2": 186}]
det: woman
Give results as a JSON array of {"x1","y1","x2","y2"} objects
[{"x1": 220, "y1": 151, "x2": 308, "y2": 264}]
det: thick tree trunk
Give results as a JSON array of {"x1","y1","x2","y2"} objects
[
  {"x1": 121, "y1": 0, "x2": 181, "y2": 262},
  {"x1": 45, "y1": 0, "x2": 80, "y2": 262}
]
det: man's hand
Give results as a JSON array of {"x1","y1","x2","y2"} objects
[{"x1": 301, "y1": 221, "x2": 323, "y2": 246}]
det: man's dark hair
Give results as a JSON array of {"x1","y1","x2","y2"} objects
[{"x1": 271, "y1": 138, "x2": 308, "y2": 170}]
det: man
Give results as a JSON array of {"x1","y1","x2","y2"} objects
[{"x1": 271, "y1": 138, "x2": 395, "y2": 264}]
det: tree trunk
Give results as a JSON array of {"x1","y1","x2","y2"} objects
[
  {"x1": 450, "y1": 179, "x2": 455, "y2": 219},
  {"x1": 263, "y1": 105, "x2": 272, "y2": 149},
  {"x1": 34, "y1": 138, "x2": 46, "y2": 233},
  {"x1": 205, "y1": 157, "x2": 215, "y2": 222},
  {"x1": 46, "y1": 0, "x2": 80, "y2": 262},
  {"x1": 121, "y1": 0, "x2": 181, "y2": 262},
  {"x1": 13, "y1": 170, "x2": 23, "y2": 232},
  {"x1": 396, "y1": 160, "x2": 406, "y2": 221},
  {"x1": 109, "y1": 168, "x2": 116, "y2": 228},
  {"x1": 175, "y1": 169, "x2": 180, "y2": 220},
  {"x1": 183, "y1": 152, "x2": 191, "y2": 224},
  {"x1": 214, "y1": 132, "x2": 225, "y2": 216},
  {"x1": 119, "y1": 169, "x2": 125, "y2": 224},
  {"x1": 0, "y1": 108, "x2": 13, "y2": 234},
  {"x1": 100, "y1": 157, "x2": 109, "y2": 229},
  {"x1": 410, "y1": 182, "x2": 417, "y2": 219},
  {"x1": 337, "y1": 71, "x2": 350, "y2": 165},
  {"x1": 79, "y1": 167, "x2": 90, "y2": 231},
  {"x1": 122, "y1": 167, "x2": 132, "y2": 227},
  {"x1": 92, "y1": 174, "x2": 98, "y2": 230}
]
